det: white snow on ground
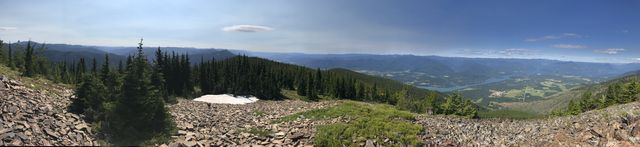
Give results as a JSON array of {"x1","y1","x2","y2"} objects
[{"x1": 193, "y1": 94, "x2": 259, "y2": 104}]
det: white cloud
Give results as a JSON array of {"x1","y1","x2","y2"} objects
[
  {"x1": 552, "y1": 44, "x2": 587, "y2": 49},
  {"x1": 595, "y1": 48, "x2": 625, "y2": 55},
  {"x1": 622, "y1": 30, "x2": 630, "y2": 33},
  {"x1": 222, "y1": 25, "x2": 273, "y2": 33},
  {"x1": 525, "y1": 33, "x2": 582, "y2": 42},
  {"x1": 495, "y1": 48, "x2": 534, "y2": 56},
  {"x1": 0, "y1": 27, "x2": 17, "y2": 31}
]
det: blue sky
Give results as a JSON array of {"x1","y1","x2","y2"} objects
[{"x1": 0, "y1": 0, "x2": 639, "y2": 63}]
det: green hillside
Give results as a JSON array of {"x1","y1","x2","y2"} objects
[{"x1": 503, "y1": 72, "x2": 640, "y2": 114}]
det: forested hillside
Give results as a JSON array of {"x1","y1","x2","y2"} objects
[
  {"x1": 550, "y1": 72, "x2": 640, "y2": 115},
  {"x1": 0, "y1": 39, "x2": 479, "y2": 145}
]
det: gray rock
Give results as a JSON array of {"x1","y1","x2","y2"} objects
[
  {"x1": 44, "y1": 128, "x2": 59, "y2": 139},
  {"x1": 365, "y1": 140, "x2": 375, "y2": 147},
  {"x1": 181, "y1": 141, "x2": 197, "y2": 147},
  {"x1": 288, "y1": 133, "x2": 304, "y2": 140}
]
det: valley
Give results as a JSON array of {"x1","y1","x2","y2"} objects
[{"x1": 1, "y1": 0, "x2": 639, "y2": 146}]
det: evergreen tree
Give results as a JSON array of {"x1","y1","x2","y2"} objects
[
  {"x1": 23, "y1": 41, "x2": 34, "y2": 77},
  {"x1": 100, "y1": 54, "x2": 111, "y2": 82},
  {"x1": 623, "y1": 80, "x2": 639, "y2": 103},
  {"x1": 107, "y1": 39, "x2": 174, "y2": 145},
  {"x1": 461, "y1": 100, "x2": 478, "y2": 118},
  {"x1": 307, "y1": 72, "x2": 318, "y2": 101},
  {"x1": 297, "y1": 78, "x2": 307, "y2": 96},
  {"x1": 76, "y1": 58, "x2": 86, "y2": 83},
  {"x1": 567, "y1": 100, "x2": 582, "y2": 115},
  {"x1": 91, "y1": 57, "x2": 98, "y2": 75},
  {"x1": 69, "y1": 74, "x2": 107, "y2": 121},
  {"x1": 0, "y1": 40, "x2": 4, "y2": 64},
  {"x1": 118, "y1": 60, "x2": 124, "y2": 74},
  {"x1": 7, "y1": 43, "x2": 13, "y2": 68}
]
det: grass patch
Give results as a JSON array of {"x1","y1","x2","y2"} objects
[
  {"x1": 253, "y1": 110, "x2": 266, "y2": 116},
  {"x1": 478, "y1": 109, "x2": 541, "y2": 120},
  {"x1": 238, "y1": 128, "x2": 273, "y2": 137},
  {"x1": 281, "y1": 89, "x2": 334, "y2": 101},
  {"x1": 0, "y1": 65, "x2": 72, "y2": 96},
  {"x1": 277, "y1": 101, "x2": 423, "y2": 146}
]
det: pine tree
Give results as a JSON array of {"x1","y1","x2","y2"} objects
[
  {"x1": 23, "y1": 41, "x2": 34, "y2": 77},
  {"x1": 118, "y1": 60, "x2": 124, "y2": 74},
  {"x1": 70, "y1": 74, "x2": 107, "y2": 121},
  {"x1": 107, "y1": 39, "x2": 174, "y2": 145},
  {"x1": 91, "y1": 57, "x2": 98, "y2": 76},
  {"x1": 7, "y1": 43, "x2": 13, "y2": 68},
  {"x1": 461, "y1": 100, "x2": 478, "y2": 118},
  {"x1": 567, "y1": 100, "x2": 582, "y2": 115},
  {"x1": 623, "y1": 80, "x2": 639, "y2": 103},
  {"x1": 297, "y1": 78, "x2": 307, "y2": 96},
  {"x1": 100, "y1": 54, "x2": 111, "y2": 82},
  {"x1": 76, "y1": 58, "x2": 86, "y2": 83},
  {"x1": 0, "y1": 40, "x2": 4, "y2": 64},
  {"x1": 307, "y1": 72, "x2": 318, "y2": 101}
]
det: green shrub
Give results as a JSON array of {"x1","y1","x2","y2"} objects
[{"x1": 278, "y1": 101, "x2": 423, "y2": 146}]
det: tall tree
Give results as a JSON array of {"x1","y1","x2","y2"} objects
[
  {"x1": 7, "y1": 43, "x2": 13, "y2": 68},
  {"x1": 23, "y1": 41, "x2": 34, "y2": 77},
  {"x1": 100, "y1": 54, "x2": 111, "y2": 82},
  {"x1": 91, "y1": 57, "x2": 98, "y2": 75},
  {"x1": 107, "y1": 39, "x2": 174, "y2": 145},
  {"x1": 70, "y1": 75, "x2": 107, "y2": 121}
]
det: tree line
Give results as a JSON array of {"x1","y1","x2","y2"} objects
[{"x1": 552, "y1": 76, "x2": 640, "y2": 116}]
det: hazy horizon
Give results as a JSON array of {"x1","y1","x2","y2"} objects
[{"x1": 1, "y1": 0, "x2": 639, "y2": 63}]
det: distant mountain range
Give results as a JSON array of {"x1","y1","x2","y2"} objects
[
  {"x1": 8, "y1": 42, "x2": 236, "y2": 65},
  {"x1": 8, "y1": 41, "x2": 640, "y2": 91},
  {"x1": 243, "y1": 53, "x2": 640, "y2": 88}
]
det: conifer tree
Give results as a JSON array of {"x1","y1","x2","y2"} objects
[
  {"x1": 23, "y1": 41, "x2": 34, "y2": 77},
  {"x1": 117, "y1": 60, "x2": 124, "y2": 74},
  {"x1": 307, "y1": 72, "x2": 318, "y2": 101},
  {"x1": 7, "y1": 43, "x2": 13, "y2": 68},
  {"x1": 100, "y1": 54, "x2": 111, "y2": 82},
  {"x1": 107, "y1": 39, "x2": 174, "y2": 145},
  {"x1": 91, "y1": 57, "x2": 97, "y2": 75},
  {"x1": 0, "y1": 40, "x2": 4, "y2": 64},
  {"x1": 70, "y1": 74, "x2": 107, "y2": 121},
  {"x1": 297, "y1": 78, "x2": 307, "y2": 96}
]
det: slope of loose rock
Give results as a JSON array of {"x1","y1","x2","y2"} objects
[
  {"x1": 417, "y1": 101, "x2": 640, "y2": 146},
  {"x1": 168, "y1": 94, "x2": 640, "y2": 146},
  {"x1": 167, "y1": 99, "x2": 341, "y2": 146},
  {"x1": 0, "y1": 75, "x2": 97, "y2": 146}
]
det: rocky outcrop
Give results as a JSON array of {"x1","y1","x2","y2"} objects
[
  {"x1": 416, "y1": 102, "x2": 640, "y2": 146},
  {"x1": 168, "y1": 96, "x2": 640, "y2": 146},
  {"x1": 0, "y1": 75, "x2": 97, "y2": 146},
  {"x1": 166, "y1": 99, "x2": 340, "y2": 146}
]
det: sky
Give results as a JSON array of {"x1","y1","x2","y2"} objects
[{"x1": 0, "y1": 0, "x2": 639, "y2": 63}]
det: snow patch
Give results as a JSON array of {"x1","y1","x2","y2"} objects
[{"x1": 193, "y1": 94, "x2": 259, "y2": 104}]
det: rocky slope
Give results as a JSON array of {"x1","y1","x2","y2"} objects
[
  {"x1": 1, "y1": 71, "x2": 638, "y2": 146},
  {"x1": 166, "y1": 99, "x2": 341, "y2": 146},
  {"x1": 167, "y1": 97, "x2": 640, "y2": 146},
  {"x1": 417, "y1": 101, "x2": 640, "y2": 146},
  {"x1": 0, "y1": 75, "x2": 97, "y2": 146}
]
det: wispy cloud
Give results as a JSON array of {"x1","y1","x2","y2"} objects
[
  {"x1": 552, "y1": 44, "x2": 587, "y2": 49},
  {"x1": 622, "y1": 30, "x2": 630, "y2": 33},
  {"x1": 525, "y1": 33, "x2": 582, "y2": 42},
  {"x1": 0, "y1": 27, "x2": 17, "y2": 31},
  {"x1": 222, "y1": 25, "x2": 273, "y2": 33},
  {"x1": 495, "y1": 48, "x2": 534, "y2": 56},
  {"x1": 595, "y1": 48, "x2": 625, "y2": 55}
]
